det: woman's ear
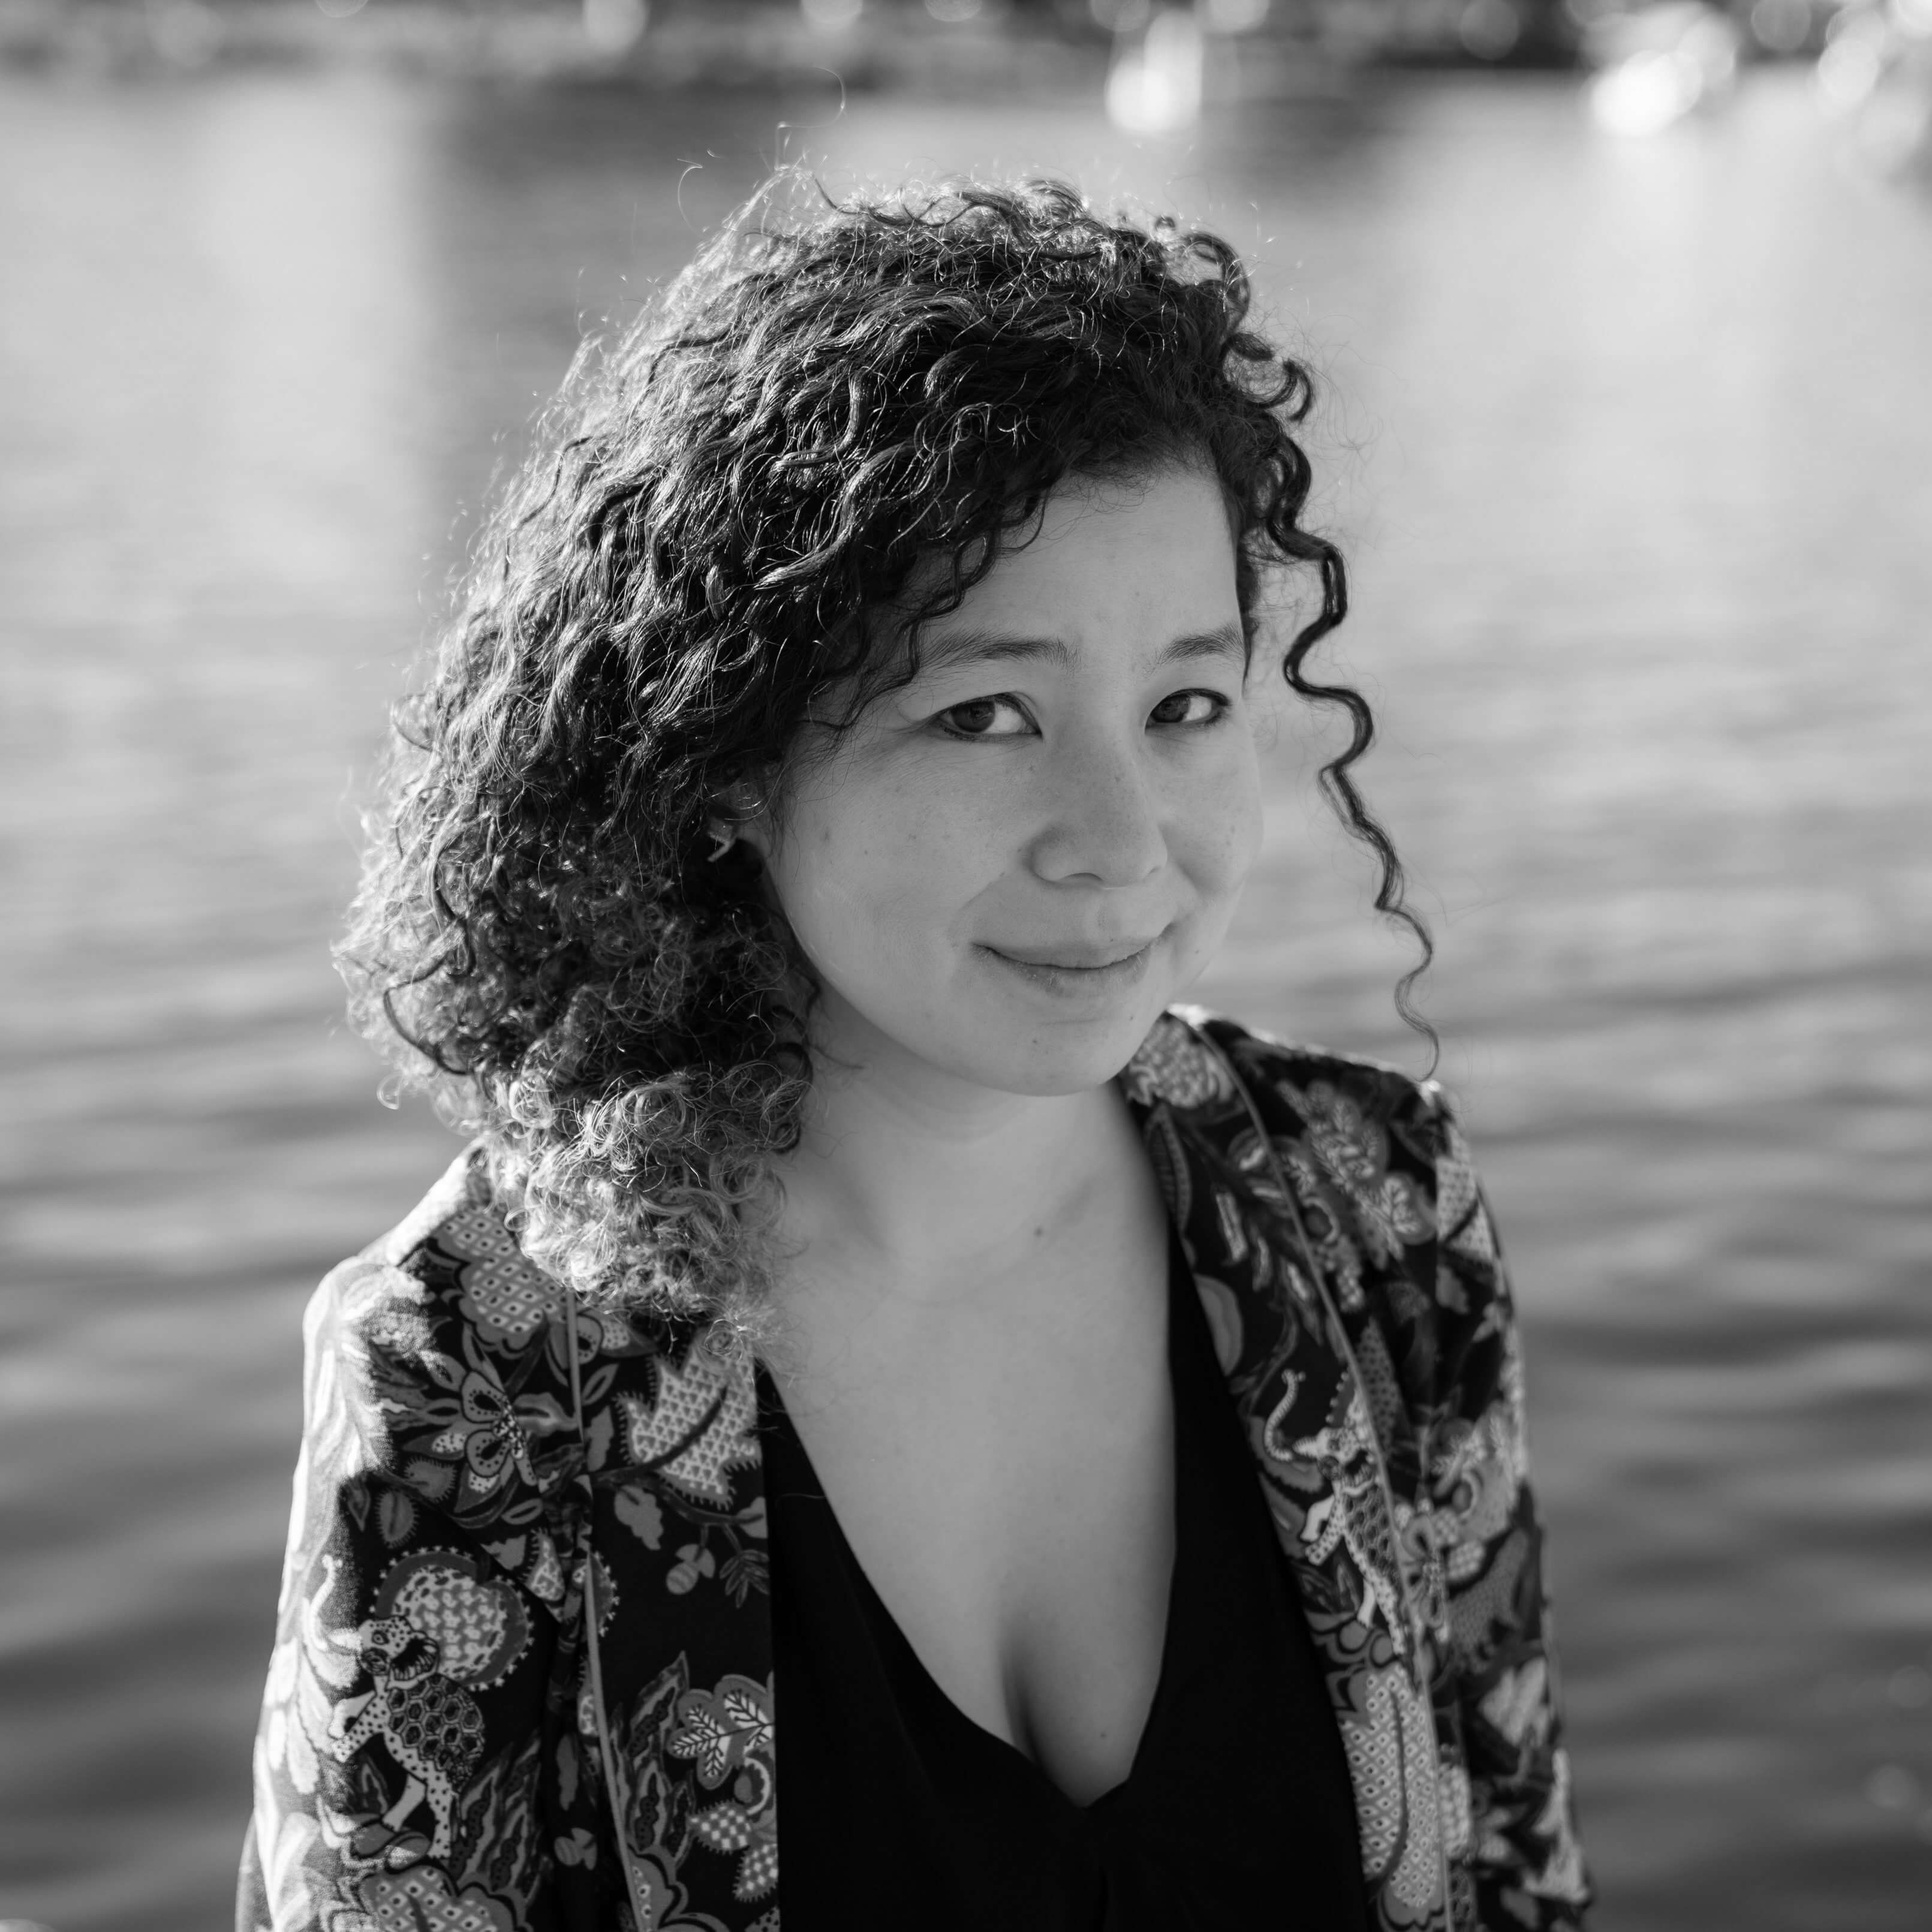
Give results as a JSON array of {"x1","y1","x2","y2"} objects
[{"x1": 709, "y1": 777, "x2": 775, "y2": 862}]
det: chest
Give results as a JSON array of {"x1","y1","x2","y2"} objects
[{"x1": 766, "y1": 1222, "x2": 1177, "y2": 1805}]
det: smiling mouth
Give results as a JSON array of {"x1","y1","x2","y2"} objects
[
  {"x1": 989, "y1": 941, "x2": 1154, "y2": 970},
  {"x1": 979, "y1": 937, "x2": 1160, "y2": 988}
]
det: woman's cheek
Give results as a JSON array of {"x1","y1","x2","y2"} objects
[
  {"x1": 1186, "y1": 739, "x2": 1265, "y2": 903},
  {"x1": 802, "y1": 767, "x2": 983, "y2": 953},
  {"x1": 1230, "y1": 766, "x2": 1265, "y2": 886},
  {"x1": 886, "y1": 753, "x2": 1010, "y2": 874}
]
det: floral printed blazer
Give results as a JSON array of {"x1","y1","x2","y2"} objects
[{"x1": 239, "y1": 1010, "x2": 1591, "y2": 1932}]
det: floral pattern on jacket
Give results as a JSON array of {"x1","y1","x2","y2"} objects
[{"x1": 240, "y1": 1011, "x2": 1590, "y2": 1932}]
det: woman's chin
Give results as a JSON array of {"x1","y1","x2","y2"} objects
[
  {"x1": 950, "y1": 991, "x2": 1172, "y2": 1099},
  {"x1": 808, "y1": 949, "x2": 1190, "y2": 1101}
]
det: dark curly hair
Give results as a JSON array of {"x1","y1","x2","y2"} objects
[{"x1": 339, "y1": 174, "x2": 1431, "y2": 1335}]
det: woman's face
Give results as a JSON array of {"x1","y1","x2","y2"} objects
[{"x1": 751, "y1": 465, "x2": 1265, "y2": 1101}]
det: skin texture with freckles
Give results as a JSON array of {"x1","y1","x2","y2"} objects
[{"x1": 738, "y1": 466, "x2": 1268, "y2": 1807}]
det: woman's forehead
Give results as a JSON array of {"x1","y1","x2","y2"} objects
[{"x1": 913, "y1": 473, "x2": 1239, "y2": 660}]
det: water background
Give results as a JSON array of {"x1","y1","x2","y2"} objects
[{"x1": 1, "y1": 58, "x2": 1928, "y2": 1932}]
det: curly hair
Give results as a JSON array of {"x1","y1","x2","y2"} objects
[{"x1": 339, "y1": 174, "x2": 1431, "y2": 1337}]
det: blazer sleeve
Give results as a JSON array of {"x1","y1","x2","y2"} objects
[
  {"x1": 236, "y1": 1251, "x2": 589, "y2": 1932},
  {"x1": 1409, "y1": 1082, "x2": 1592, "y2": 1930}
]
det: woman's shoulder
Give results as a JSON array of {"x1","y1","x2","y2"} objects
[
  {"x1": 297, "y1": 1145, "x2": 590, "y2": 1499},
  {"x1": 305, "y1": 1145, "x2": 546, "y2": 1365},
  {"x1": 1126, "y1": 1007, "x2": 1484, "y2": 1277},
  {"x1": 297, "y1": 1144, "x2": 763, "y2": 1617},
  {"x1": 1127, "y1": 1004, "x2": 1455, "y2": 1143}
]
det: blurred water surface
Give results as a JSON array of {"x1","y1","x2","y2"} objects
[{"x1": 0, "y1": 59, "x2": 1928, "y2": 1932}]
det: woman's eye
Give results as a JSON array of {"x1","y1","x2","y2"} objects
[
  {"x1": 937, "y1": 696, "x2": 1033, "y2": 738},
  {"x1": 1149, "y1": 689, "x2": 1227, "y2": 728}
]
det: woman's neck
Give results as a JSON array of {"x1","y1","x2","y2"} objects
[{"x1": 770, "y1": 1005, "x2": 1142, "y2": 1310}]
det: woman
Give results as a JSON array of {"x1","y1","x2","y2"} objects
[{"x1": 239, "y1": 179, "x2": 1590, "y2": 1932}]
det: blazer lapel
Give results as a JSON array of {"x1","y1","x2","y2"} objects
[
  {"x1": 577, "y1": 1307, "x2": 778, "y2": 1932},
  {"x1": 1120, "y1": 1012, "x2": 1451, "y2": 1932}
]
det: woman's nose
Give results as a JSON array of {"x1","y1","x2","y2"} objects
[{"x1": 1027, "y1": 730, "x2": 1167, "y2": 887}]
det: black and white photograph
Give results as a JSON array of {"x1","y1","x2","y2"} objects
[{"x1": 0, "y1": 4, "x2": 1927, "y2": 1931}]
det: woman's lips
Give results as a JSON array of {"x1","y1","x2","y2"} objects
[{"x1": 977, "y1": 937, "x2": 1159, "y2": 995}]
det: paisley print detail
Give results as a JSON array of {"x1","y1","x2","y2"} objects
[
  {"x1": 1437, "y1": 1747, "x2": 1474, "y2": 1863},
  {"x1": 669, "y1": 1683, "x2": 765, "y2": 1782},
  {"x1": 327, "y1": 1615, "x2": 487, "y2": 1859},
  {"x1": 618, "y1": 1846, "x2": 733, "y2": 1932},
  {"x1": 1261, "y1": 1371, "x2": 1305, "y2": 1461},
  {"x1": 1292, "y1": 1386, "x2": 1410, "y2": 1654},
  {"x1": 353, "y1": 1862, "x2": 517, "y2": 1932},
  {"x1": 1433, "y1": 1409, "x2": 1527, "y2": 1561},
  {"x1": 1293, "y1": 1081, "x2": 1436, "y2": 1264},
  {"x1": 1453, "y1": 1198, "x2": 1500, "y2": 1269},
  {"x1": 1525, "y1": 1751, "x2": 1589, "y2": 1903},
  {"x1": 1354, "y1": 1316, "x2": 1408, "y2": 1450},
  {"x1": 521, "y1": 1529, "x2": 565, "y2": 1608},
  {"x1": 1121, "y1": 1010, "x2": 1235, "y2": 1108},
  {"x1": 371, "y1": 1549, "x2": 532, "y2": 1690},
  {"x1": 1425, "y1": 1106, "x2": 1482, "y2": 1256},
  {"x1": 240, "y1": 1180, "x2": 771, "y2": 1929},
  {"x1": 464, "y1": 1260, "x2": 563, "y2": 1351},
  {"x1": 1281, "y1": 1145, "x2": 1370, "y2": 1315},
  {"x1": 421, "y1": 1205, "x2": 514, "y2": 1267},
  {"x1": 1447, "y1": 1528, "x2": 1531, "y2": 1673},
  {"x1": 437, "y1": 1205, "x2": 521, "y2": 1263},
  {"x1": 1212, "y1": 1187, "x2": 1248, "y2": 1265},
  {"x1": 429, "y1": 1372, "x2": 538, "y2": 1500},
  {"x1": 437, "y1": 1205, "x2": 564, "y2": 1352},
  {"x1": 1479, "y1": 1659, "x2": 1551, "y2": 1751},
  {"x1": 1388, "y1": 1664, "x2": 1448, "y2": 1917},
  {"x1": 1335, "y1": 1657, "x2": 1443, "y2": 1918},
  {"x1": 617, "y1": 1344, "x2": 761, "y2": 1510},
  {"x1": 241, "y1": 1011, "x2": 1587, "y2": 1932},
  {"x1": 667, "y1": 1677, "x2": 779, "y2": 1902}
]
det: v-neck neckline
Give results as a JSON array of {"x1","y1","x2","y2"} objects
[{"x1": 756, "y1": 1220, "x2": 1195, "y2": 1816}]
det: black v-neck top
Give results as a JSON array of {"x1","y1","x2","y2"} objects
[{"x1": 756, "y1": 1227, "x2": 1369, "y2": 1931}]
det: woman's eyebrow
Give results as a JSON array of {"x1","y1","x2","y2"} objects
[
  {"x1": 916, "y1": 621, "x2": 1245, "y2": 676},
  {"x1": 1165, "y1": 622, "x2": 1247, "y2": 665},
  {"x1": 916, "y1": 629, "x2": 1072, "y2": 673}
]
